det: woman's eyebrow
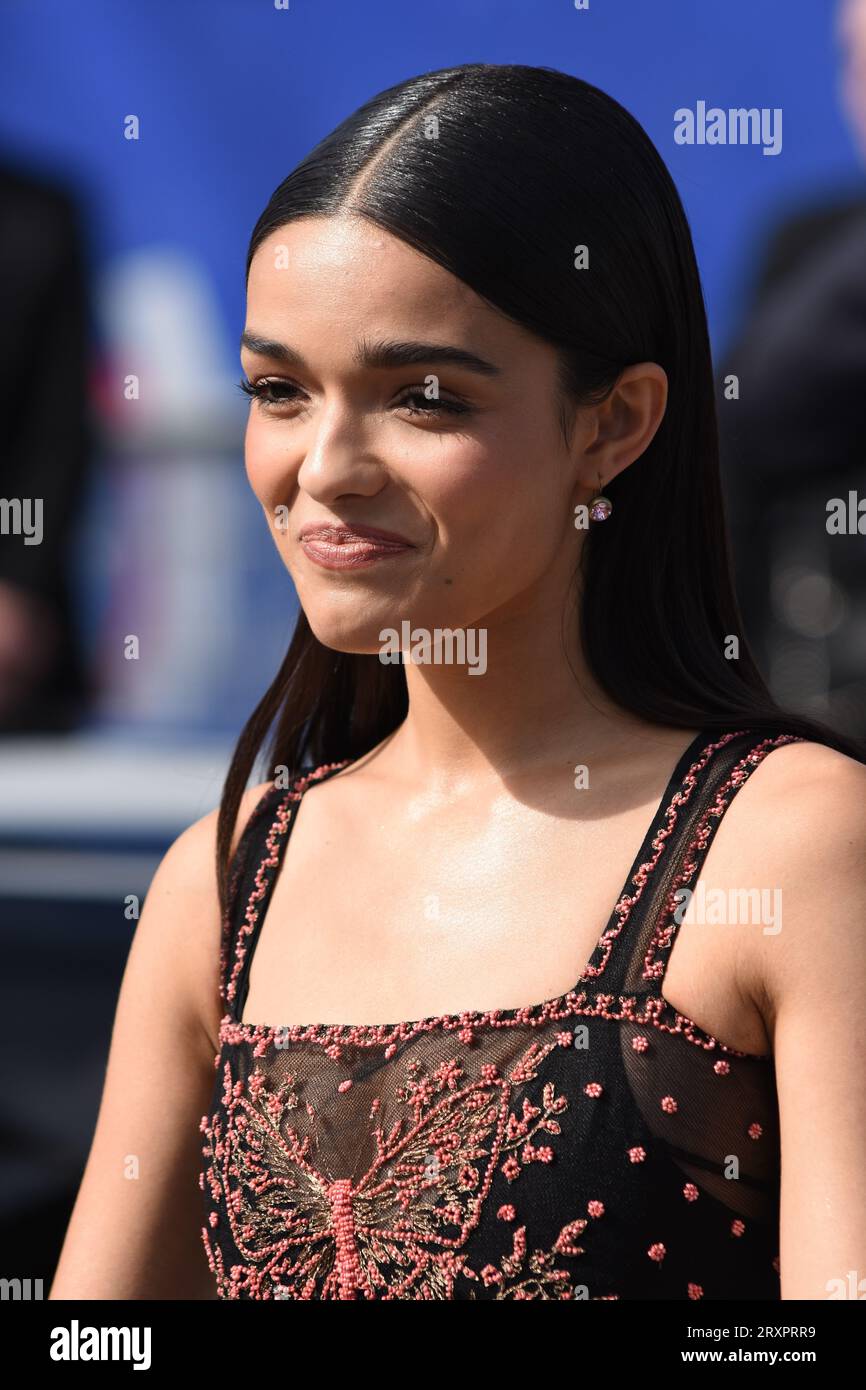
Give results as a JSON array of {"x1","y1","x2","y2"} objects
[{"x1": 240, "y1": 331, "x2": 502, "y2": 377}]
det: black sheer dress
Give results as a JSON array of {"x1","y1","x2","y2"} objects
[{"x1": 199, "y1": 728, "x2": 798, "y2": 1299}]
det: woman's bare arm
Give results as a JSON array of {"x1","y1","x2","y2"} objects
[
  {"x1": 738, "y1": 743, "x2": 866, "y2": 1299},
  {"x1": 48, "y1": 781, "x2": 273, "y2": 1300}
]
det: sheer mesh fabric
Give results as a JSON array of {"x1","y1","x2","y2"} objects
[{"x1": 199, "y1": 729, "x2": 798, "y2": 1300}]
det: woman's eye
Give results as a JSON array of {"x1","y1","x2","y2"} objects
[
  {"x1": 237, "y1": 377, "x2": 303, "y2": 410},
  {"x1": 395, "y1": 388, "x2": 471, "y2": 418}
]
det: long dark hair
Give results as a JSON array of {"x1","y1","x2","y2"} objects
[{"x1": 216, "y1": 62, "x2": 864, "y2": 913}]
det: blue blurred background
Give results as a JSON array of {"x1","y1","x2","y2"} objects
[{"x1": 1, "y1": 0, "x2": 864, "y2": 1287}]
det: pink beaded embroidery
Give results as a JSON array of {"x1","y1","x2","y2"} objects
[{"x1": 199, "y1": 731, "x2": 793, "y2": 1300}]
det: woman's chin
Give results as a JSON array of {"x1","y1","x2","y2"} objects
[{"x1": 304, "y1": 618, "x2": 394, "y2": 659}]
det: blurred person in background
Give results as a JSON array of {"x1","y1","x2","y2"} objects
[
  {"x1": 0, "y1": 161, "x2": 92, "y2": 733},
  {"x1": 717, "y1": 0, "x2": 866, "y2": 739}
]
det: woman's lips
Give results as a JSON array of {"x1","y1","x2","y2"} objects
[{"x1": 298, "y1": 526, "x2": 416, "y2": 570}]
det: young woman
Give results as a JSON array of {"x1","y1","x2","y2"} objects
[{"x1": 50, "y1": 63, "x2": 866, "y2": 1301}]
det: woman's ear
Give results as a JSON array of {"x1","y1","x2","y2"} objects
[{"x1": 579, "y1": 362, "x2": 668, "y2": 489}]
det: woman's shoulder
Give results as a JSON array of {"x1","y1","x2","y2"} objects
[
  {"x1": 716, "y1": 735, "x2": 866, "y2": 1029},
  {"x1": 720, "y1": 733, "x2": 866, "y2": 873},
  {"x1": 733, "y1": 733, "x2": 866, "y2": 816}
]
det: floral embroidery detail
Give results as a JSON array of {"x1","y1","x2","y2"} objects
[
  {"x1": 200, "y1": 1035, "x2": 592, "y2": 1299},
  {"x1": 463, "y1": 1214, "x2": 624, "y2": 1300},
  {"x1": 500, "y1": 1076, "x2": 568, "y2": 1185},
  {"x1": 521, "y1": 1143, "x2": 553, "y2": 1163},
  {"x1": 201, "y1": 733, "x2": 790, "y2": 1300},
  {"x1": 501, "y1": 1157, "x2": 521, "y2": 1184},
  {"x1": 466, "y1": 1225, "x2": 575, "y2": 1300},
  {"x1": 554, "y1": 1220, "x2": 588, "y2": 1256}
]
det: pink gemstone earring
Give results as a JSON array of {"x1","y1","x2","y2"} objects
[{"x1": 589, "y1": 473, "x2": 613, "y2": 522}]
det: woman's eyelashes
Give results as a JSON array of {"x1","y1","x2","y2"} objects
[{"x1": 237, "y1": 376, "x2": 472, "y2": 419}]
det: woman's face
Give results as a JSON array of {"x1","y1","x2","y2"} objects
[{"x1": 242, "y1": 215, "x2": 591, "y2": 656}]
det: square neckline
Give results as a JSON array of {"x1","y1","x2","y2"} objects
[{"x1": 226, "y1": 726, "x2": 745, "y2": 1041}]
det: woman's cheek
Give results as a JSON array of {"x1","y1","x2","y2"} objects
[
  {"x1": 243, "y1": 414, "x2": 265, "y2": 496},
  {"x1": 244, "y1": 418, "x2": 289, "y2": 505}
]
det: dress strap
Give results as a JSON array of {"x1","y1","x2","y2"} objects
[
  {"x1": 598, "y1": 729, "x2": 804, "y2": 1005},
  {"x1": 221, "y1": 760, "x2": 353, "y2": 1019},
  {"x1": 219, "y1": 782, "x2": 285, "y2": 1015}
]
